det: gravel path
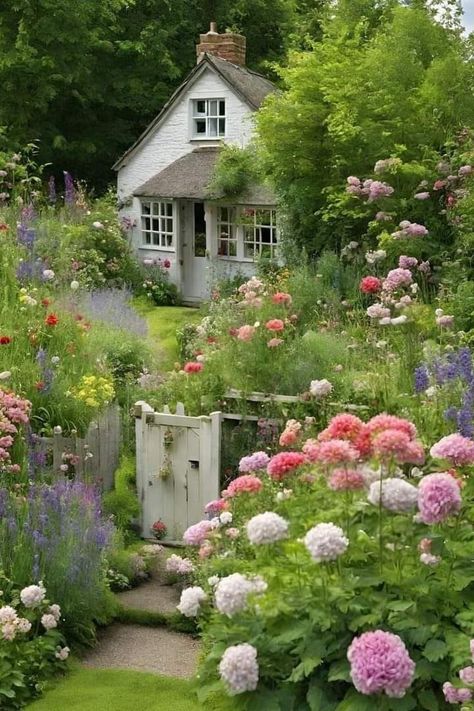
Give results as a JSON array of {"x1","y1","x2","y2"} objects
[
  {"x1": 117, "y1": 569, "x2": 181, "y2": 615},
  {"x1": 82, "y1": 623, "x2": 201, "y2": 678}
]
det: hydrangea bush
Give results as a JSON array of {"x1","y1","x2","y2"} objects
[{"x1": 177, "y1": 412, "x2": 474, "y2": 709}]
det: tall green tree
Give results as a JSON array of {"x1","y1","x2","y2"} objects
[{"x1": 257, "y1": 0, "x2": 474, "y2": 252}]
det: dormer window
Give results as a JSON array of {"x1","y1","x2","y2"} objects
[{"x1": 192, "y1": 99, "x2": 226, "y2": 138}]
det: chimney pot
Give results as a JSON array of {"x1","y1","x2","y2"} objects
[
  {"x1": 196, "y1": 24, "x2": 246, "y2": 66},
  {"x1": 210, "y1": 21, "x2": 218, "y2": 34}
]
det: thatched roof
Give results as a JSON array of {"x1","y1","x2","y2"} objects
[
  {"x1": 113, "y1": 54, "x2": 276, "y2": 170},
  {"x1": 134, "y1": 147, "x2": 276, "y2": 205}
]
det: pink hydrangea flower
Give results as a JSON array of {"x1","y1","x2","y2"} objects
[
  {"x1": 318, "y1": 414, "x2": 365, "y2": 443},
  {"x1": 366, "y1": 414, "x2": 417, "y2": 440},
  {"x1": 304, "y1": 439, "x2": 359, "y2": 465},
  {"x1": 224, "y1": 475, "x2": 263, "y2": 498},
  {"x1": 328, "y1": 469, "x2": 365, "y2": 491},
  {"x1": 204, "y1": 499, "x2": 227, "y2": 516},
  {"x1": 372, "y1": 429, "x2": 412, "y2": 460},
  {"x1": 279, "y1": 429, "x2": 299, "y2": 447},
  {"x1": 443, "y1": 682, "x2": 472, "y2": 704},
  {"x1": 236, "y1": 325, "x2": 256, "y2": 341},
  {"x1": 267, "y1": 451, "x2": 306, "y2": 480},
  {"x1": 417, "y1": 472, "x2": 462, "y2": 524},
  {"x1": 272, "y1": 292, "x2": 292, "y2": 305},
  {"x1": 430, "y1": 434, "x2": 474, "y2": 466},
  {"x1": 398, "y1": 256, "x2": 418, "y2": 269},
  {"x1": 459, "y1": 666, "x2": 474, "y2": 685},
  {"x1": 348, "y1": 631, "x2": 415, "y2": 698},
  {"x1": 183, "y1": 520, "x2": 214, "y2": 545},
  {"x1": 265, "y1": 319, "x2": 285, "y2": 332},
  {"x1": 239, "y1": 451, "x2": 270, "y2": 473},
  {"x1": 367, "y1": 303, "x2": 391, "y2": 319},
  {"x1": 383, "y1": 268, "x2": 413, "y2": 292}
]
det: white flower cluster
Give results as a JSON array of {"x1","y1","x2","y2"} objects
[
  {"x1": 309, "y1": 379, "x2": 333, "y2": 398},
  {"x1": 246, "y1": 512, "x2": 289, "y2": 545},
  {"x1": 177, "y1": 586, "x2": 207, "y2": 617},
  {"x1": 215, "y1": 573, "x2": 267, "y2": 617},
  {"x1": 0, "y1": 605, "x2": 32, "y2": 641},
  {"x1": 166, "y1": 554, "x2": 195, "y2": 575},
  {"x1": 20, "y1": 582, "x2": 46, "y2": 608},
  {"x1": 367, "y1": 478, "x2": 418, "y2": 513},
  {"x1": 55, "y1": 646, "x2": 70, "y2": 661},
  {"x1": 220, "y1": 511, "x2": 233, "y2": 525},
  {"x1": 304, "y1": 523, "x2": 349, "y2": 563},
  {"x1": 219, "y1": 643, "x2": 259, "y2": 695},
  {"x1": 420, "y1": 553, "x2": 441, "y2": 566}
]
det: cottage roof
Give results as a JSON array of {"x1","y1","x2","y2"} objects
[
  {"x1": 134, "y1": 146, "x2": 276, "y2": 205},
  {"x1": 113, "y1": 54, "x2": 276, "y2": 170}
]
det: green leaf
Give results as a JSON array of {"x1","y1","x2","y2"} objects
[
  {"x1": 328, "y1": 659, "x2": 351, "y2": 682},
  {"x1": 387, "y1": 601, "x2": 415, "y2": 612},
  {"x1": 307, "y1": 679, "x2": 338, "y2": 711},
  {"x1": 417, "y1": 689, "x2": 439, "y2": 711},
  {"x1": 423, "y1": 639, "x2": 448, "y2": 662},
  {"x1": 388, "y1": 696, "x2": 417, "y2": 711},
  {"x1": 335, "y1": 690, "x2": 380, "y2": 710}
]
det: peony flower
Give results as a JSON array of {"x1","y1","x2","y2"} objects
[
  {"x1": 42, "y1": 269, "x2": 55, "y2": 281},
  {"x1": 398, "y1": 256, "x2": 418, "y2": 270},
  {"x1": 267, "y1": 337, "x2": 283, "y2": 348},
  {"x1": 367, "y1": 478, "x2": 418, "y2": 513},
  {"x1": 417, "y1": 472, "x2": 462, "y2": 524},
  {"x1": 328, "y1": 469, "x2": 365, "y2": 491},
  {"x1": 20, "y1": 583, "x2": 45, "y2": 608},
  {"x1": 414, "y1": 192, "x2": 430, "y2": 200},
  {"x1": 318, "y1": 414, "x2": 365, "y2": 443},
  {"x1": 430, "y1": 434, "x2": 474, "y2": 466},
  {"x1": 226, "y1": 527, "x2": 240, "y2": 539},
  {"x1": 272, "y1": 292, "x2": 292, "y2": 305},
  {"x1": 265, "y1": 319, "x2": 285, "y2": 332},
  {"x1": 267, "y1": 451, "x2": 306, "y2": 480},
  {"x1": 220, "y1": 511, "x2": 233, "y2": 525},
  {"x1": 236, "y1": 325, "x2": 256, "y2": 341},
  {"x1": 166, "y1": 554, "x2": 195, "y2": 575},
  {"x1": 348, "y1": 631, "x2": 415, "y2": 697},
  {"x1": 360, "y1": 276, "x2": 382, "y2": 294},
  {"x1": 239, "y1": 451, "x2": 270, "y2": 473},
  {"x1": 183, "y1": 361, "x2": 203, "y2": 373},
  {"x1": 41, "y1": 614, "x2": 58, "y2": 630},
  {"x1": 219, "y1": 643, "x2": 259, "y2": 695},
  {"x1": 383, "y1": 268, "x2": 412, "y2": 292},
  {"x1": 183, "y1": 519, "x2": 214, "y2": 545},
  {"x1": 460, "y1": 666, "x2": 474, "y2": 685},
  {"x1": 309, "y1": 379, "x2": 333, "y2": 398},
  {"x1": 372, "y1": 429, "x2": 412, "y2": 460},
  {"x1": 366, "y1": 414, "x2": 417, "y2": 439},
  {"x1": 224, "y1": 475, "x2": 263, "y2": 497},
  {"x1": 367, "y1": 304, "x2": 391, "y2": 319},
  {"x1": 304, "y1": 522, "x2": 348, "y2": 562},
  {"x1": 0, "y1": 606, "x2": 18, "y2": 625},
  {"x1": 420, "y1": 553, "x2": 441, "y2": 566},
  {"x1": 55, "y1": 646, "x2": 70, "y2": 661},
  {"x1": 304, "y1": 439, "x2": 359, "y2": 465},
  {"x1": 246, "y1": 511, "x2": 289, "y2": 545},
  {"x1": 215, "y1": 573, "x2": 267, "y2": 617},
  {"x1": 204, "y1": 499, "x2": 227, "y2": 516},
  {"x1": 443, "y1": 682, "x2": 472, "y2": 704},
  {"x1": 17, "y1": 618, "x2": 32, "y2": 633},
  {"x1": 177, "y1": 586, "x2": 207, "y2": 617}
]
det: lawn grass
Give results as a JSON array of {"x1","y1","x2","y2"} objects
[
  {"x1": 27, "y1": 665, "x2": 233, "y2": 711},
  {"x1": 133, "y1": 297, "x2": 201, "y2": 370}
]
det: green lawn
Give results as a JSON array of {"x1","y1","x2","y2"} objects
[
  {"x1": 134, "y1": 298, "x2": 202, "y2": 370},
  {"x1": 28, "y1": 666, "x2": 233, "y2": 711}
]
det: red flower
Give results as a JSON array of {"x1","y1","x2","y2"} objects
[
  {"x1": 360, "y1": 276, "x2": 382, "y2": 294},
  {"x1": 45, "y1": 313, "x2": 59, "y2": 327},
  {"x1": 265, "y1": 319, "x2": 285, "y2": 332},
  {"x1": 184, "y1": 361, "x2": 203, "y2": 373},
  {"x1": 41, "y1": 298, "x2": 51, "y2": 308},
  {"x1": 0, "y1": 336, "x2": 11, "y2": 345},
  {"x1": 207, "y1": 336, "x2": 217, "y2": 344},
  {"x1": 163, "y1": 259, "x2": 171, "y2": 269},
  {"x1": 0, "y1": 223, "x2": 8, "y2": 231},
  {"x1": 228, "y1": 327, "x2": 238, "y2": 337},
  {"x1": 35, "y1": 381, "x2": 45, "y2": 391}
]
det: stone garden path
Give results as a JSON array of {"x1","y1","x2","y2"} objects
[{"x1": 81, "y1": 548, "x2": 201, "y2": 678}]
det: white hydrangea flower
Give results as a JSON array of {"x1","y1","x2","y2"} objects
[
  {"x1": 275, "y1": 488, "x2": 293, "y2": 502},
  {"x1": 246, "y1": 512, "x2": 289, "y2": 545},
  {"x1": 309, "y1": 379, "x2": 333, "y2": 398},
  {"x1": 214, "y1": 574, "x2": 267, "y2": 617},
  {"x1": 0, "y1": 606, "x2": 18, "y2": 625},
  {"x1": 420, "y1": 553, "x2": 441, "y2": 566},
  {"x1": 55, "y1": 646, "x2": 70, "y2": 661},
  {"x1": 367, "y1": 478, "x2": 418, "y2": 513},
  {"x1": 42, "y1": 269, "x2": 55, "y2": 281},
  {"x1": 2, "y1": 623, "x2": 17, "y2": 641},
  {"x1": 219, "y1": 643, "x2": 259, "y2": 695},
  {"x1": 207, "y1": 575, "x2": 219, "y2": 587},
  {"x1": 48, "y1": 604, "x2": 61, "y2": 621},
  {"x1": 177, "y1": 586, "x2": 207, "y2": 617},
  {"x1": 220, "y1": 511, "x2": 233, "y2": 525},
  {"x1": 17, "y1": 618, "x2": 32, "y2": 634},
  {"x1": 166, "y1": 554, "x2": 194, "y2": 575},
  {"x1": 20, "y1": 583, "x2": 46, "y2": 609},
  {"x1": 304, "y1": 523, "x2": 349, "y2": 563},
  {"x1": 41, "y1": 614, "x2": 58, "y2": 630}
]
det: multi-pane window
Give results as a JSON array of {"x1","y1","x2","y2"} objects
[
  {"x1": 217, "y1": 206, "x2": 237, "y2": 257},
  {"x1": 192, "y1": 99, "x2": 226, "y2": 138},
  {"x1": 141, "y1": 201, "x2": 174, "y2": 249},
  {"x1": 243, "y1": 209, "x2": 277, "y2": 259}
]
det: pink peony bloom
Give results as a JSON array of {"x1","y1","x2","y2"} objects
[
  {"x1": 265, "y1": 319, "x2": 285, "y2": 332},
  {"x1": 430, "y1": 434, "x2": 474, "y2": 466},
  {"x1": 417, "y1": 472, "x2": 462, "y2": 524},
  {"x1": 236, "y1": 325, "x2": 256, "y2": 341},
  {"x1": 383, "y1": 268, "x2": 413, "y2": 292},
  {"x1": 318, "y1": 414, "x2": 365, "y2": 443},
  {"x1": 398, "y1": 255, "x2": 418, "y2": 270},
  {"x1": 204, "y1": 499, "x2": 227, "y2": 516},
  {"x1": 348, "y1": 631, "x2": 415, "y2": 698},
  {"x1": 328, "y1": 468, "x2": 365, "y2": 491},
  {"x1": 460, "y1": 666, "x2": 474, "y2": 685},
  {"x1": 366, "y1": 414, "x2": 417, "y2": 440},
  {"x1": 224, "y1": 475, "x2": 263, "y2": 498},
  {"x1": 183, "y1": 520, "x2": 214, "y2": 546},
  {"x1": 183, "y1": 361, "x2": 203, "y2": 373},
  {"x1": 443, "y1": 682, "x2": 472, "y2": 704},
  {"x1": 372, "y1": 429, "x2": 412, "y2": 460},
  {"x1": 267, "y1": 338, "x2": 283, "y2": 348},
  {"x1": 239, "y1": 451, "x2": 270, "y2": 473},
  {"x1": 436, "y1": 314, "x2": 454, "y2": 328},
  {"x1": 366, "y1": 303, "x2": 391, "y2": 319},
  {"x1": 272, "y1": 292, "x2": 292, "y2": 305},
  {"x1": 304, "y1": 439, "x2": 360, "y2": 465},
  {"x1": 279, "y1": 429, "x2": 299, "y2": 447},
  {"x1": 267, "y1": 451, "x2": 306, "y2": 481},
  {"x1": 360, "y1": 276, "x2": 382, "y2": 294}
]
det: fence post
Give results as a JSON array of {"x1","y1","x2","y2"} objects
[
  {"x1": 135, "y1": 401, "x2": 154, "y2": 537},
  {"x1": 199, "y1": 411, "x2": 222, "y2": 509}
]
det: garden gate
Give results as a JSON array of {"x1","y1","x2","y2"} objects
[{"x1": 135, "y1": 401, "x2": 221, "y2": 541}]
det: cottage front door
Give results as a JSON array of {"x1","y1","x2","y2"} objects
[{"x1": 182, "y1": 201, "x2": 208, "y2": 301}]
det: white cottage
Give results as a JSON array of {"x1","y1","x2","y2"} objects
[{"x1": 114, "y1": 23, "x2": 277, "y2": 302}]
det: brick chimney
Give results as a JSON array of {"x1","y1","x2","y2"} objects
[{"x1": 196, "y1": 22, "x2": 246, "y2": 66}]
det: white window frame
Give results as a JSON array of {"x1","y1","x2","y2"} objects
[
  {"x1": 217, "y1": 206, "x2": 238, "y2": 259},
  {"x1": 216, "y1": 206, "x2": 278, "y2": 262},
  {"x1": 140, "y1": 199, "x2": 175, "y2": 251},
  {"x1": 191, "y1": 98, "x2": 226, "y2": 139}
]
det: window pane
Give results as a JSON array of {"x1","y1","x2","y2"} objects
[
  {"x1": 166, "y1": 234, "x2": 172, "y2": 247},
  {"x1": 195, "y1": 100, "x2": 206, "y2": 114},
  {"x1": 219, "y1": 100, "x2": 225, "y2": 116},
  {"x1": 144, "y1": 233, "x2": 151, "y2": 245},
  {"x1": 218, "y1": 118, "x2": 225, "y2": 135},
  {"x1": 152, "y1": 234, "x2": 160, "y2": 246},
  {"x1": 229, "y1": 240, "x2": 237, "y2": 257},
  {"x1": 244, "y1": 243, "x2": 256, "y2": 258},
  {"x1": 209, "y1": 118, "x2": 217, "y2": 136},
  {"x1": 151, "y1": 202, "x2": 158, "y2": 215},
  {"x1": 142, "y1": 202, "x2": 151, "y2": 215},
  {"x1": 195, "y1": 119, "x2": 206, "y2": 134},
  {"x1": 220, "y1": 207, "x2": 228, "y2": 221},
  {"x1": 166, "y1": 219, "x2": 172, "y2": 233},
  {"x1": 209, "y1": 100, "x2": 218, "y2": 116},
  {"x1": 166, "y1": 203, "x2": 173, "y2": 217},
  {"x1": 152, "y1": 218, "x2": 159, "y2": 231},
  {"x1": 257, "y1": 210, "x2": 271, "y2": 225},
  {"x1": 261, "y1": 227, "x2": 271, "y2": 244}
]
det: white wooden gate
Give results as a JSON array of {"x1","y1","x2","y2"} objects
[{"x1": 135, "y1": 401, "x2": 221, "y2": 541}]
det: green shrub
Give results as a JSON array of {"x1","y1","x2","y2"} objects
[{"x1": 103, "y1": 455, "x2": 140, "y2": 535}]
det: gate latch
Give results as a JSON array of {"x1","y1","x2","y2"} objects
[{"x1": 189, "y1": 459, "x2": 199, "y2": 469}]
